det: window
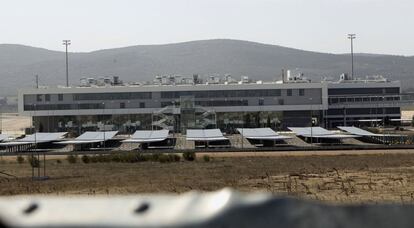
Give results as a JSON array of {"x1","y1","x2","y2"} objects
[
  {"x1": 258, "y1": 98, "x2": 264, "y2": 106},
  {"x1": 73, "y1": 92, "x2": 152, "y2": 101},
  {"x1": 45, "y1": 94, "x2": 51, "y2": 102},
  {"x1": 36, "y1": 95, "x2": 42, "y2": 102},
  {"x1": 139, "y1": 102, "x2": 145, "y2": 108},
  {"x1": 120, "y1": 102, "x2": 125, "y2": 109},
  {"x1": 58, "y1": 94, "x2": 63, "y2": 101},
  {"x1": 161, "y1": 89, "x2": 283, "y2": 99},
  {"x1": 287, "y1": 89, "x2": 292, "y2": 96},
  {"x1": 299, "y1": 89, "x2": 305, "y2": 96}
]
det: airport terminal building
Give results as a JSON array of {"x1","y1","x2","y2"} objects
[{"x1": 18, "y1": 73, "x2": 404, "y2": 135}]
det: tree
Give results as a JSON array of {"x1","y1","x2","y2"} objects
[
  {"x1": 244, "y1": 114, "x2": 251, "y2": 128},
  {"x1": 255, "y1": 112, "x2": 260, "y2": 128},
  {"x1": 267, "y1": 115, "x2": 271, "y2": 128}
]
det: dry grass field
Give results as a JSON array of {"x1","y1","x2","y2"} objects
[{"x1": 1, "y1": 151, "x2": 414, "y2": 204}]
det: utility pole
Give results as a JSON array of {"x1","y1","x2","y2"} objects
[
  {"x1": 62, "y1": 40, "x2": 71, "y2": 87},
  {"x1": 347, "y1": 34, "x2": 356, "y2": 79}
]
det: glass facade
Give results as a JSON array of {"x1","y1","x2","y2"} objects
[
  {"x1": 23, "y1": 88, "x2": 322, "y2": 111},
  {"x1": 34, "y1": 114, "x2": 153, "y2": 136},
  {"x1": 21, "y1": 85, "x2": 326, "y2": 132}
]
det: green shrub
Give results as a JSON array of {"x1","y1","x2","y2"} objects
[
  {"x1": 183, "y1": 152, "x2": 196, "y2": 161},
  {"x1": 172, "y1": 154, "x2": 181, "y2": 162},
  {"x1": 158, "y1": 154, "x2": 170, "y2": 163},
  {"x1": 136, "y1": 154, "x2": 149, "y2": 162},
  {"x1": 72, "y1": 153, "x2": 182, "y2": 164},
  {"x1": 151, "y1": 153, "x2": 160, "y2": 162},
  {"x1": 81, "y1": 155, "x2": 90, "y2": 164},
  {"x1": 111, "y1": 154, "x2": 121, "y2": 162},
  {"x1": 16, "y1": 156, "x2": 24, "y2": 164},
  {"x1": 28, "y1": 156, "x2": 39, "y2": 168},
  {"x1": 67, "y1": 155, "x2": 78, "y2": 164},
  {"x1": 203, "y1": 155, "x2": 211, "y2": 162}
]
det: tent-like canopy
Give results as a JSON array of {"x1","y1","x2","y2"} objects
[
  {"x1": 0, "y1": 132, "x2": 68, "y2": 146},
  {"x1": 237, "y1": 128, "x2": 291, "y2": 140},
  {"x1": 0, "y1": 134, "x2": 9, "y2": 142},
  {"x1": 288, "y1": 127, "x2": 358, "y2": 139},
  {"x1": 338, "y1": 126, "x2": 405, "y2": 137},
  {"x1": 186, "y1": 129, "x2": 228, "y2": 141},
  {"x1": 56, "y1": 131, "x2": 118, "y2": 145},
  {"x1": 123, "y1": 130, "x2": 169, "y2": 143}
]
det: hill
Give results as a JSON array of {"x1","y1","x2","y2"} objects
[{"x1": 0, "y1": 39, "x2": 413, "y2": 96}]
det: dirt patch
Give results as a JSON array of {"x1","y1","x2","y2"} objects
[{"x1": 1, "y1": 152, "x2": 414, "y2": 204}]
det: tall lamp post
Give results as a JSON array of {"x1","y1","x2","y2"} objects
[
  {"x1": 62, "y1": 40, "x2": 71, "y2": 87},
  {"x1": 309, "y1": 98, "x2": 313, "y2": 145},
  {"x1": 347, "y1": 34, "x2": 356, "y2": 79},
  {"x1": 102, "y1": 102, "x2": 106, "y2": 150}
]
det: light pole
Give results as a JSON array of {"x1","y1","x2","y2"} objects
[
  {"x1": 31, "y1": 104, "x2": 35, "y2": 179},
  {"x1": 62, "y1": 40, "x2": 71, "y2": 87},
  {"x1": 382, "y1": 96, "x2": 386, "y2": 145},
  {"x1": 0, "y1": 104, "x2": 2, "y2": 134},
  {"x1": 347, "y1": 34, "x2": 356, "y2": 79},
  {"x1": 309, "y1": 98, "x2": 313, "y2": 145},
  {"x1": 102, "y1": 102, "x2": 106, "y2": 150},
  {"x1": 77, "y1": 102, "x2": 81, "y2": 136},
  {"x1": 343, "y1": 105, "x2": 347, "y2": 126}
]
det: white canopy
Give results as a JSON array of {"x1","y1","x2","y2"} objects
[
  {"x1": 358, "y1": 119, "x2": 382, "y2": 122},
  {"x1": 237, "y1": 128, "x2": 291, "y2": 140},
  {"x1": 20, "y1": 132, "x2": 68, "y2": 143},
  {"x1": 0, "y1": 134, "x2": 9, "y2": 142},
  {"x1": 288, "y1": 127, "x2": 358, "y2": 139},
  {"x1": 338, "y1": 126, "x2": 404, "y2": 137},
  {"x1": 56, "y1": 131, "x2": 118, "y2": 145},
  {"x1": 123, "y1": 130, "x2": 169, "y2": 143},
  {"x1": 0, "y1": 132, "x2": 67, "y2": 146},
  {"x1": 186, "y1": 129, "x2": 228, "y2": 142}
]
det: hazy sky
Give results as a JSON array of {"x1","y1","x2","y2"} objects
[{"x1": 0, "y1": 0, "x2": 413, "y2": 55}]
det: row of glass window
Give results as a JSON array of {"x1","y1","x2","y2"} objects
[
  {"x1": 161, "y1": 89, "x2": 305, "y2": 99},
  {"x1": 328, "y1": 87, "x2": 400, "y2": 95},
  {"x1": 30, "y1": 89, "x2": 307, "y2": 103},
  {"x1": 327, "y1": 107, "x2": 400, "y2": 115},
  {"x1": 329, "y1": 95, "x2": 400, "y2": 104},
  {"x1": 25, "y1": 97, "x2": 292, "y2": 111}
]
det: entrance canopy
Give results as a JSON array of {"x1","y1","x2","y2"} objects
[
  {"x1": 123, "y1": 130, "x2": 169, "y2": 143},
  {"x1": 56, "y1": 131, "x2": 118, "y2": 145},
  {"x1": 186, "y1": 129, "x2": 227, "y2": 141},
  {"x1": 0, "y1": 132, "x2": 67, "y2": 146},
  {"x1": 288, "y1": 127, "x2": 358, "y2": 139},
  {"x1": 237, "y1": 128, "x2": 291, "y2": 141}
]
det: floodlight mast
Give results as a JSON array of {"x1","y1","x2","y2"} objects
[
  {"x1": 347, "y1": 34, "x2": 356, "y2": 80},
  {"x1": 62, "y1": 40, "x2": 71, "y2": 87}
]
